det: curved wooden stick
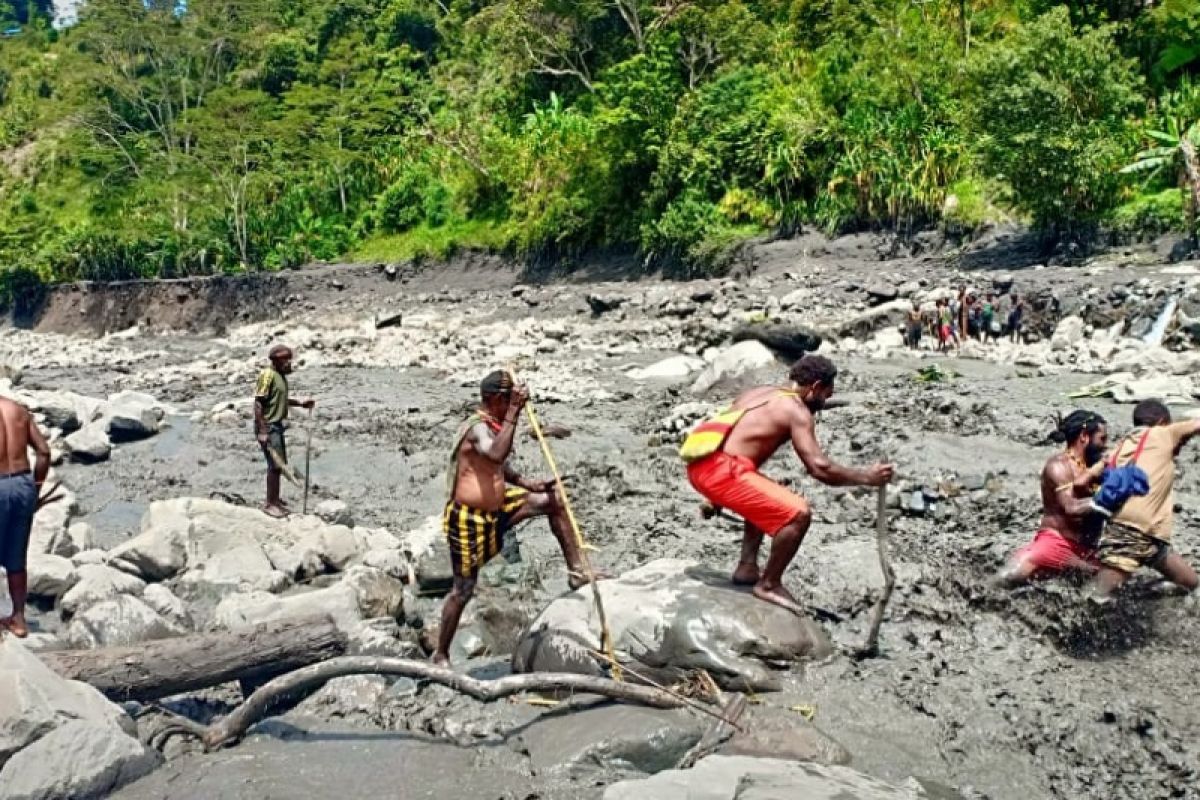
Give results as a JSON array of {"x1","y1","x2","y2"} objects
[{"x1": 200, "y1": 657, "x2": 683, "y2": 749}]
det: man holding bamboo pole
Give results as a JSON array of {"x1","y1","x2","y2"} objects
[{"x1": 432, "y1": 370, "x2": 600, "y2": 666}]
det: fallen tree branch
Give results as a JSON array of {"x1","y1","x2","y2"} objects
[{"x1": 200, "y1": 656, "x2": 685, "y2": 750}]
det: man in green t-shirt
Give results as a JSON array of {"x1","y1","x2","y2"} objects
[{"x1": 254, "y1": 344, "x2": 315, "y2": 518}]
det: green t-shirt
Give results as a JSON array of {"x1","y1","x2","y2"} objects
[{"x1": 254, "y1": 367, "x2": 289, "y2": 424}]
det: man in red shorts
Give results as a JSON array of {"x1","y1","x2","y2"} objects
[
  {"x1": 681, "y1": 355, "x2": 893, "y2": 614},
  {"x1": 998, "y1": 410, "x2": 1108, "y2": 586}
]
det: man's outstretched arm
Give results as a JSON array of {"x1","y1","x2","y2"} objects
[{"x1": 791, "y1": 409, "x2": 891, "y2": 487}]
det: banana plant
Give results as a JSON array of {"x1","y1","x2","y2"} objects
[{"x1": 1122, "y1": 118, "x2": 1200, "y2": 238}]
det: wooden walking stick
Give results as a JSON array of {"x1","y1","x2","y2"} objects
[
  {"x1": 302, "y1": 406, "x2": 314, "y2": 515},
  {"x1": 855, "y1": 485, "x2": 894, "y2": 659},
  {"x1": 508, "y1": 369, "x2": 621, "y2": 681}
]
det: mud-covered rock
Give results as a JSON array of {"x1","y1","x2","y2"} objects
[
  {"x1": 720, "y1": 706, "x2": 851, "y2": 765},
  {"x1": 211, "y1": 566, "x2": 403, "y2": 632},
  {"x1": 315, "y1": 499, "x2": 354, "y2": 528},
  {"x1": 513, "y1": 559, "x2": 831, "y2": 691},
  {"x1": 603, "y1": 755, "x2": 953, "y2": 800},
  {"x1": 627, "y1": 355, "x2": 705, "y2": 382},
  {"x1": 63, "y1": 424, "x2": 111, "y2": 464},
  {"x1": 518, "y1": 704, "x2": 705, "y2": 777}
]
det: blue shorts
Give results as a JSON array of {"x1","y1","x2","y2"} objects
[{"x1": 0, "y1": 472, "x2": 36, "y2": 573}]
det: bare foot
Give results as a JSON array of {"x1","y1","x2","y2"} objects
[
  {"x1": 752, "y1": 582, "x2": 807, "y2": 616},
  {"x1": 0, "y1": 616, "x2": 29, "y2": 638},
  {"x1": 732, "y1": 561, "x2": 760, "y2": 586},
  {"x1": 262, "y1": 503, "x2": 288, "y2": 519}
]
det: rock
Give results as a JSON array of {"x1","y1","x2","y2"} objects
[
  {"x1": 513, "y1": 560, "x2": 831, "y2": 691},
  {"x1": 1075, "y1": 372, "x2": 1198, "y2": 404},
  {"x1": 406, "y1": 515, "x2": 454, "y2": 595},
  {"x1": 0, "y1": 720, "x2": 157, "y2": 800},
  {"x1": 518, "y1": 704, "x2": 705, "y2": 777},
  {"x1": 834, "y1": 300, "x2": 910, "y2": 340},
  {"x1": 26, "y1": 554, "x2": 77, "y2": 600},
  {"x1": 65, "y1": 522, "x2": 95, "y2": 553},
  {"x1": 720, "y1": 706, "x2": 850, "y2": 765},
  {"x1": 27, "y1": 392, "x2": 80, "y2": 433},
  {"x1": 71, "y1": 550, "x2": 107, "y2": 567},
  {"x1": 863, "y1": 284, "x2": 898, "y2": 305},
  {"x1": 315, "y1": 499, "x2": 354, "y2": 528},
  {"x1": 360, "y1": 549, "x2": 410, "y2": 581},
  {"x1": 289, "y1": 524, "x2": 365, "y2": 573},
  {"x1": 140, "y1": 584, "x2": 194, "y2": 630},
  {"x1": 627, "y1": 355, "x2": 706, "y2": 382},
  {"x1": 107, "y1": 524, "x2": 188, "y2": 582},
  {"x1": 603, "y1": 755, "x2": 950, "y2": 800},
  {"x1": 102, "y1": 391, "x2": 165, "y2": 442},
  {"x1": 730, "y1": 324, "x2": 823, "y2": 363},
  {"x1": 691, "y1": 341, "x2": 778, "y2": 396},
  {"x1": 27, "y1": 482, "x2": 78, "y2": 558},
  {"x1": 212, "y1": 566, "x2": 403, "y2": 632},
  {"x1": 586, "y1": 293, "x2": 627, "y2": 315},
  {"x1": 296, "y1": 675, "x2": 388, "y2": 720},
  {"x1": 64, "y1": 594, "x2": 188, "y2": 649},
  {"x1": 60, "y1": 565, "x2": 146, "y2": 618},
  {"x1": 0, "y1": 638, "x2": 133, "y2": 766},
  {"x1": 1050, "y1": 316, "x2": 1085, "y2": 351},
  {"x1": 63, "y1": 424, "x2": 111, "y2": 464},
  {"x1": 896, "y1": 281, "x2": 922, "y2": 298}
]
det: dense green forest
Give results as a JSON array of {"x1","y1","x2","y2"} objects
[{"x1": 0, "y1": 0, "x2": 1197, "y2": 299}]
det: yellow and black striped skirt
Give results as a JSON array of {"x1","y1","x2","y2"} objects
[{"x1": 442, "y1": 487, "x2": 528, "y2": 579}]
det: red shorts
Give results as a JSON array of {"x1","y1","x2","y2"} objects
[
  {"x1": 1013, "y1": 529, "x2": 1098, "y2": 574},
  {"x1": 687, "y1": 452, "x2": 808, "y2": 535}
]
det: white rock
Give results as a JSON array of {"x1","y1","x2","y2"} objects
[
  {"x1": 211, "y1": 566, "x2": 403, "y2": 632},
  {"x1": 102, "y1": 391, "x2": 167, "y2": 443},
  {"x1": 1050, "y1": 316, "x2": 1085, "y2": 351},
  {"x1": 63, "y1": 424, "x2": 112, "y2": 464},
  {"x1": 0, "y1": 719, "x2": 157, "y2": 800},
  {"x1": 140, "y1": 584, "x2": 194, "y2": 630},
  {"x1": 64, "y1": 594, "x2": 188, "y2": 649},
  {"x1": 315, "y1": 499, "x2": 354, "y2": 527},
  {"x1": 27, "y1": 483, "x2": 78, "y2": 559},
  {"x1": 359, "y1": 549, "x2": 410, "y2": 581},
  {"x1": 71, "y1": 550, "x2": 107, "y2": 567},
  {"x1": 627, "y1": 355, "x2": 705, "y2": 382},
  {"x1": 0, "y1": 638, "x2": 132, "y2": 766},
  {"x1": 25, "y1": 554, "x2": 77, "y2": 600},
  {"x1": 59, "y1": 565, "x2": 146, "y2": 618},
  {"x1": 690, "y1": 341, "x2": 777, "y2": 395}
]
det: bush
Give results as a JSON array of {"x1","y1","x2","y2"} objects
[
  {"x1": 965, "y1": 8, "x2": 1144, "y2": 235},
  {"x1": 0, "y1": 266, "x2": 45, "y2": 316},
  {"x1": 1110, "y1": 188, "x2": 1186, "y2": 237}
]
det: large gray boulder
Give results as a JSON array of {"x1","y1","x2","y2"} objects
[
  {"x1": 211, "y1": 566, "x2": 403, "y2": 633},
  {"x1": 27, "y1": 482, "x2": 78, "y2": 559},
  {"x1": 627, "y1": 355, "x2": 706, "y2": 383},
  {"x1": 60, "y1": 565, "x2": 146, "y2": 618},
  {"x1": 0, "y1": 639, "x2": 132, "y2": 769},
  {"x1": 64, "y1": 594, "x2": 189, "y2": 649},
  {"x1": 102, "y1": 391, "x2": 166, "y2": 443},
  {"x1": 26, "y1": 554, "x2": 78, "y2": 600},
  {"x1": 603, "y1": 755, "x2": 955, "y2": 800},
  {"x1": 63, "y1": 424, "x2": 111, "y2": 465},
  {"x1": 513, "y1": 560, "x2": 831, "y2": 691},
  {"x1": 0, "y1": 720, "x2": 157, "y2": 800},
  {"x1": 691, "y1": 341, "x2": 777, "y2": 396}
]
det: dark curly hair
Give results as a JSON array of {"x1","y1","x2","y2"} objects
[{"x1": 789, "y1": 355, "x2": 837, "y2": 388}]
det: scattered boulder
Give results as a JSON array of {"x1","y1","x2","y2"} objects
[
  {"x1": 102, "y1": 391, "x2": 166, "y2": 443},
  {"x1": 26, "y1": 554, "x2": 78, "y2": 600},
  {"x1": 720, "y1": 706, "x2": 850, "y2": 765},
  {"x1": 141, "y1": 584, "x2": 194, "y2": 630},
  {"x1": 1050, "y1": 316, "x2": 1085, "y2": 351},
  {"x1": 63, "y1": 594, "x2": 188, "y2": 649},
  {"x1": 518, "y1": 704, "x2": 705, "y2": 777},
  {"x1": 60, "y1": 565, "x2": 146, "y2": 618},
  {"x1": 730, "y1": 324, "x2": 822, "y2": 363},
  {"x1": 212, "y1": 566, "x2": 403, "y2": 633},
  {"x1": 513, "y1": 560, "x2": 831, "y2": 691},
  {"x1": 586, "y1": 293, "x2": 627, "y2": 316},
  {"x1": 0, "y1": 638, "x2": 133, "y2": 766},
  {"x1": 834, "y1": 300, "x2": 910, "y2": 340},
  {"x1": 0, "y1": 719, "x2": 158, "y2": 800},
  {"x1": 315, "y1": 499, "x2": 354, "y2": 528},
  {"x1": 63, "y1": 424, "x2": 111, "y2": 464},
  {"x1": 627, "y1": 355, "x2": 706, "y2": 382},
  {"x1": 691, "y1": 341, "x2": 778, "y2": 396},
  {"x1": 603, "y1": 755, "x2": 955, "y2": 800}
]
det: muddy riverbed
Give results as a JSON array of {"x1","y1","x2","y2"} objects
[{"x1": 3, "y1": 231, "x2": 1199, "y2": 799}]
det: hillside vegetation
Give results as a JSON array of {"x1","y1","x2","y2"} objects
[{"x1": 0, "y1": 0, "x2": 1197, "y2": 298}]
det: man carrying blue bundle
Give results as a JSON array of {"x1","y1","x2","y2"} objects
[{"x1": 1092, "y1": 400, "x2": 1200, "y2": 600}]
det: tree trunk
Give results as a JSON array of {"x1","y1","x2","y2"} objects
[
  {"x1": 1180, "y1": 136, "x2": 1200, "y2": 240},
  {"x1": 39, "y1": 616, "x2": 347, "y2": 702}
]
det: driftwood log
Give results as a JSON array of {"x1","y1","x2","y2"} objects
[
  {"x1": 40, "y1": 616, "x2": 346, "y2": 702},
  {"x1": 191, "y1": 656, "x2": 688, "y2": 750}
]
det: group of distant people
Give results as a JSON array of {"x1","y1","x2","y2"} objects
[{"x1": 905, "y1": 285, "x2": 1026, "y2": 353}]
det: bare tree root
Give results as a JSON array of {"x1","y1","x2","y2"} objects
[{"x1": 198, "y1": 656, "x2": 686, "y2": 750}]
